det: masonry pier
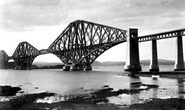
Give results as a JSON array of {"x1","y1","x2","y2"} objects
[
  {"x1": 70, "y1": 65, "x2": 84, "y2": 71},
  {"x1": 149, "y1": 40, "x2": 159, "y2": 71},
  {"x1": 174, "y1": 33, "x2": 185, "y2": 71},
  {"x1": 63, "y1": 65, "x2": 92, "y2": 71},
  {"x1": 63, "y1": 65, "x2": 71, "y2": 71},
  {"x1": 124, "y1": 28, "x2": 142, "y2": 71},
  {"x1": 84, "y1": 66, "x2": 92, "y2": 71}
]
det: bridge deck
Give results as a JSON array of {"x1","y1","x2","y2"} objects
[{"x1": 138, "y1": 28, "x2": 185, "y2": 42}]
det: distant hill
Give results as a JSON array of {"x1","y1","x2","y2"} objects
[
  {"x1": 92, "y1": 59, "x2": 175, "y2": 66},
  {"x1": 5, "y1": 59, "x2": 175, "y2": 69},
  {"x1": 32, "y1": 62, "x2": 64, "y2": 69},
  {"x1": 32, "y1": 62, "x2": 63, "y2": 68},
  {"x1": 92, "y1": 61, "x2": 125, "y2": 66},
  {"x1": 141, "y1": 59, "x2": 175, "y2": 65},
  {"x1": 6, "y1": 61, "x2": 64, "y2": 69}
]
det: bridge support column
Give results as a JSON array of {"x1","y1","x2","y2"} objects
[
  {"x1": 124, "y1": 28, "x2": 142, "y2": 71},
  {"x1": 149, "y1": 40, "x2": 159, "y2": 71},
  {"x1": 63, "y1": 65, "x2": 70, "y2": 71},
  {"x1": 84, "y1": 66, "x2": 92, "y2": 71},
  {"x1": 71, "y1": 66, "x2": 77, "y2": 71},
  {"x1": 77, "y1": 66, "x2": 84, "y2": 70},
  {"x1": 71, "y1": 65, "x2": 84, "y2": 71},
  {"x1": 174, "y1": 33, "x2": 184, "y2": 71}
]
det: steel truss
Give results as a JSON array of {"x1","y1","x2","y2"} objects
[
  {"x1": 48, "y1": 20, "x2": 127, "y2": 66},
  {"x1": 12, "y1": 42, "x2": 40, "y2": 69},
  {"x1": 138, "y1": 28, "x2": 185, "y2": 42}
]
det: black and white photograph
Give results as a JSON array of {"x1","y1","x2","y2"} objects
[{"x1": 0, "y1": 0, "x2": 185, "y2": 109}]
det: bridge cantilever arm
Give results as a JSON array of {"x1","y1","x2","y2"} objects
[
  {"x1": 80, "y1": 20, "x2": 127, "y2": 32},
  {"x1": 48, "y1": 20, "x2": 127, "y2": 49},
  {"x1": 73, "y1": 40, "x2": 125, "y2": 66},
  {"x1": 48, "y1": 22, "x2": 74, "y2": 49}
]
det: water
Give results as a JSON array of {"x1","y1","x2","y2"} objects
[{"x1": 0, "y1": 65, "x2": 185, "y2": 106}]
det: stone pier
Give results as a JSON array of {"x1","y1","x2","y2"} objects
[
  {"x1": 63, "y1": 65, "x2": 71, "y2": 71},
  {"x1": 70, "y1": 65, "x2": 84, "y2": 71},
  {"x1": 149, "y1": 40, "x2": 159, "y2": 71},
  {"x1": 174, "y1": 33, "x2": 185, "y2": 71},
  {"x1": 63, "y1": 65, "x2": 92, "y2": 71},
  {"x1": 84, "y1": 66, "x2": 92, "y2": 71},
  {"x1": 124, "y1": 28, "x2": 142, "y2": 71}
]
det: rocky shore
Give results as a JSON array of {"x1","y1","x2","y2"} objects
[{"x1": 1, "y1": 82, "x2": 184, "y2": 110}]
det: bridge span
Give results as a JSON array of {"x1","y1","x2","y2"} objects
[
  {"x1": 2, "y1": 20, "x2": 127, "y2": 70},
  {"x1": 124, "y1": 28, "x2": 185, "y2": 71},
  {"x1": 0, "y1": 20, "x2": 185, "y2": 71}
]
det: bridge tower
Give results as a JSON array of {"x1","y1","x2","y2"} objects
[
  {"x1": 12, "y1": 42, "x2": 40, "y2": 70},
  {"x1": 124, "y1": 28, "x2": 142, "y2": 71}
]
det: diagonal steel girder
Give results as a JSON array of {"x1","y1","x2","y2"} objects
[
  {"x1": 48, "y1": 20, "x2": 127, "y2": 66},
  {"x1": 12, "y1": 41, "x2": 40, "y2": 69}
]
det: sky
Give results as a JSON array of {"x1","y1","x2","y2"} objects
[{"x1": 0, "y1": 0, "x2": 185, "y2": 62}]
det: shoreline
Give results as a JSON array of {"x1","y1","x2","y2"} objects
[
  {"x1": 1, "y1": 93, "x2": 185, "y2": 110},
  {"x1": 1, "y1": 82, "x2": 184, "y2": 110},
  {"x1": 1, "y1": 69, "x2": 185, "y2": 109},
  {"x1": 122, "y1": 71, "x2": 185, "y2": 78}
]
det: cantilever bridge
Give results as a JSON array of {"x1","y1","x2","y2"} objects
[
  {"x1": 5, "y1": 20, "x2": 127, "y2": 70},
  {"x1": 1, "y1": 20, "x2": 185, "y2": 71}
]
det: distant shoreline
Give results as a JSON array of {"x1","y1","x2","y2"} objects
[{"x1": 4, "y1": 59, "x2": 175, "y2": 69}]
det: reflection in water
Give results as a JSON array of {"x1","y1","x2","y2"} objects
[
  {"x1": 129, "y1": 77, "x2": 159, "y2": 104},
  {"x1": 151, "y1": 78, "x2": 158, "y2": 99},
  {"x1": 130, "y1": 76, "x2": 140, "y2": 104},
  {"x1": 152, "y1": 88, "x2": 158, "y2": 99},
  {"x1": 130, "y1": 93, "x2": 140, "y2": 104},
  {"x1": 177, "y1": 78, "x2": 184, "y2": 110},
  {"x1": 178, "y1": 78, "x2": 184, "y2": 99}
]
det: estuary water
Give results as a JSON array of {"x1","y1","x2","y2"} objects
[{"x1": 0, "y1": 65, "x2": 184, "y2": 105}]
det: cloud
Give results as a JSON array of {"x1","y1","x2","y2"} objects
[
  {"x1": 1, "y1": 0, "x2": 69, "y2": 31},
  {"x1": 0, "y1": 0, "x2": 185, "y2": 33},
  {"x1": 0, "y1": 0, "x2": 185, "y2": 61}
]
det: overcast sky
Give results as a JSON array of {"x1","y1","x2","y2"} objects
[{"x1": 0, "y1": 0, "x2": 185, "y2": 62}]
